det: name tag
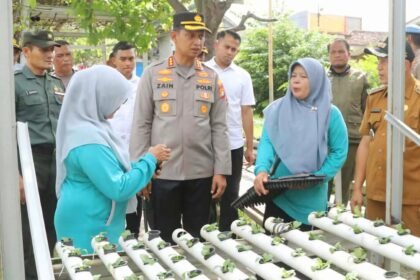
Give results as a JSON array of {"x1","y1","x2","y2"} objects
[{"x1": 26, "y1": 90, "x2": 38, "y2": 96}]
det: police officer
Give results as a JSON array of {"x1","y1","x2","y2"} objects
[
  {"x1": 130, "y1": 12, "x2": 231, "y2": 243},
  {"x1": 351, "y1": 38, "x2": 420, "y2": 238},
  {"x1": 15, "y1": 30, "x2": 64, "y2": 279},
  {"x1": 327, "y1": 38, "x2": 369, "y2": 205}
]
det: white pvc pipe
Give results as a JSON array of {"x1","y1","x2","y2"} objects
[
  {"x1": 91, "y1": 236, "x2": 136, "y2": 279},
  {"x1": 329, "y1": 207, "x2": 420, "y2": 253},
  {"x1": 55, "y1": 241, "x2": 94, "y2": 280},
  {"x1": 233, "y1": 220, "x2": 344, "y2": 280},
  {"x1": 263, "y1": 218, "x2": 403, "y2": 280},
  {"x1": 200, "y1": 225, "x2": 298, "y2": 280},
  {"x1": 172, "y1": 229, "x2": 249, "y2": 280},
  {"x1": 118, "y1": 236, "x2": 175, "y2": 280},
  {"x1": 144, "y1": 231, "x2": 209, "y2": 280},
  {"x1": 308, "y1": 213, "x2": 420, "y2": 271},
  {"x1": 17, "y1": 122, "x2": 55, "y2": 280}
]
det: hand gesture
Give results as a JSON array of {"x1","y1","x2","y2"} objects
[{"x1": 148, "y1": 144, "x2": 171, "y2": 163}]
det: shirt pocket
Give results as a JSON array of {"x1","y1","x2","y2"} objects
[
  {"x1": 21, "y1": 92, "x2": 45, "y2": 106},
  {"x1": 368, "y1": 112, "x2": 382, "y2": 131},
  {"x1": 153, "y1": 89, "x2": 177, "y2": 117},
  {"x1": 194, "y1": 91, "x2": 214, "y2": 118}
]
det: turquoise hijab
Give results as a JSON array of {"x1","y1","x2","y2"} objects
[{"x1": 263, "y1": 57, "x2": 332, "y2": 174}]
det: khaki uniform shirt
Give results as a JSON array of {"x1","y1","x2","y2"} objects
[
  {"x1": 15, "y1": 65, "x2": 64, "y2": 145},
  {"x1": 360, "y1": 75, "x2": 420, "y2": 204},
  {"x1": 328, "y1": 66, "x2": 369, "y2": 144},
  {"x1": 130, "y1": 56, "x2": 231, "y2": 180},
  {"x1": 412, "y1": 49, "x2": 420, "y2": 80}
]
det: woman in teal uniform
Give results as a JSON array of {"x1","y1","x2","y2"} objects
[
  {"x1": 254, "y1": 58, "x2": 348, "y2": 230},
  {"x1": 54, "y1": 65, "x2": 170, "y2": 252}
]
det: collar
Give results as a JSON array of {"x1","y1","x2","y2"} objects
[
  {"x1": 166, "y1": 55, "x2": 203, "y2": 71},
  {"x1": 22, "y1": 65, "x2": 46, "y2": 79},
  {"x1": 208, "y1": 57, "x2": 235, "y2": 71},
  {"x1": 328, "y1": 65, "x2": 351, "y2": 76}
]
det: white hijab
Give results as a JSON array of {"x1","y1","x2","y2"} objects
[{"x1": 56, "y1": 65, "x2": 132, "y2": 197}]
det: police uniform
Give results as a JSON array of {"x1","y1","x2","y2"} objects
[
  {"x1": 328, "y1": 66, "x2": 369, "y2": 204},
  {"x1": 362, "y1": 39, "x2": 420, "y2": 237},
  {"x1": 130, "y1": 12, "x2": 231, "y2": 242},
  {"x1": 15, "y1": 30, "x2": 64, "y2": 279}
]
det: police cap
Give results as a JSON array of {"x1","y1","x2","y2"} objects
[
  {"x1": 173, "y1": 12, "x2": 211, "y2": 33},
  {"x1": 22, "y1": 30, "x2": 60, "y2": 48},
  {"x1": 364, "y1": 37, "x2": 414, "y2": 62}
]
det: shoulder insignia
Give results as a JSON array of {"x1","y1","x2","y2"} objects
[
  {"x1": 158, "y1": 69, "x2": 172, "y2": 75},
  {"x1": 167, "y1": 56, "x2": 175, "y2": 68},
  {"x1": 368, "y1": 85, "x2": 387, "y2": 95},
  {"x1": 158, "y1": 77, "x2": 173, "y2": 83},
  {"x1": 197, "y1": 71, "x2": 209, "y2": 78}
]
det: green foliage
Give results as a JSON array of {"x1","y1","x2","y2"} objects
[
  {"x1": 290, "y1": 221, "x2": 302, "y2": 230},
  {"x1": 377, "y1": 236, "x2": 392, "y2": 244},
  {"x1": 311, "y1": 258, "x2": 330, "y2": 271},
  {"x1": 157, "y1": 271, "x2": 174, "y2": 279},
  {"x1": 395, "y1": 223, "x2": 411, "y2": 236},
  {"x1": 351, "y1": 55, "x2": 380, "y2": 89},
  {"x1": 282, "y1": 269, "x2": 296, "y2": 279},
  {"x1": 69, "y1": 0, "x2": 172, "y2": 52},
  {"x1": 237, "y1": 16, "x2": 331, "y2": 115},
  {"x1": 201, "y1": 245, "x2": 215, "y2": 260},
  {"x1": 351, "y1": 247, "x2": 367, "y2": 264},
  {"x1": 373, "y1": 219, "x2": 385, "y2": 227},
  {"x1": 170, "y1": 255, "x2": 186, "y2": 263},
  {"x1": 111, "y1": 257, "x2": 128, "y2": 269},
  {"x1": 329, "y1": 242, "x2": 345, "y2": 254},
  {"x1": 352, "y1": 225, "x2": 364, "y2": 235},
  {"x1": 314, "y1": 211, "x2": 326, "y2": 218},
  {"x1": 140, "y1": 254, "x2": 157, "y2": 265},
  {"x1": 291, "y1": 248, "x2": 305, "y2": 257},
  {"x1": 403, "y1": 245, "x2": 417, "y2": 256},
  {"x1": 250, "y1": 222, "x2": 265, "y2": 234},
  {"x1": 352, "y1": 205, "x2": 362, "y2": 218},
  {"x1": 259, "y1": 253, "x2": 273, "y2": 264},
  {"x1": 203, "y1": 223, "x2": 218, "y2": 232},
  {"x1": 236, "y1": 244, "x2": 252, "y2": 252},
  {"x1": 345, "y1": 272, "x2": 360, "y2": 280},
  {"x1": 308, "y1": 232, "x2": 323, "y2": 241},
  {"x1": 158, "y1": 240, "x2": 169, "y2": 250},
  {"x1": 332, "y1": 216, "x2": 342, "y2": 225},
  {"x1": 217, "y1": 231, "x2": 233, "y2": 241},
  {"x1": 221, "y1": 259, "x2": 235, "y2": 273},
  {"x1": 271, "y1": 235, "x2": 286, "y2": 246}
]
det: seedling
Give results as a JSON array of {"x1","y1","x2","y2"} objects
[
  {"x1": 308, "y1": 232, "x2": 323, "y2": 240},
  {"x1": 373, "y1": 219, "x2": 385, "y2": 227},
  {"x1": 336, "y1": 203, "x2": 347, "y2": 214},
  {"x1": 329, "y1": 242, "x2": 345, "y2": 254},
  {"x1": 186, "y1": 237, "x2": 199, "y2": 248},
  {"x1": 171, "y1": 255, "x2": 185, "y2": 263},
  {"x1": 236, "y1": 244, "x2": 252, "y2": 252},
  {"x1": 140, "y1": 254, "x2": 157, "y2": 265},
  {"x1": 202, "y1": 245, "x2": 216, "y2": 260},
  {"x1": 217, "y1": 231, "x2": 233, "y2": 241},
  {"x1": 351, "y1": 247, "x2": 367, "y2": 264},
  {"x1": 111, "y1": 257, "x2": 128, "y2": 269},
  {"x1": 221, "y1": 259, "x2": 235, "y2": 273},
  {"x1": 157, "y1": 271, "x2": 174, "y2": 279},
  {"x1": 271, "y1": 235, "x2": 286, "y2": 246},
  {"x1": 281, "y1": 269, "x2": 296, "y2": 279},
  {"x1": 158, "y1": 240, "x2": 169, "y2": 250},
  {"x1": 124, "y1": 274, "x2": 142, "y2": 280},
  {"x1": 203, "y1": 223, "x2": 218, "y2": 232},
  {"x1": 251, "y1": 223, "x2": 265, "y2": 234},
  {"x1": 353, "y1": 206, "x2": 362, "y2": 218},
  {"x1": 121, "y1": 230, "x2": 136, "y2": 241},
  {"x1": 378, "y1": 236, "x2": 392, "y2": 245},
  {"x1": 184, "y1": 269, "x2": 202, "y2": 279},
  {"x1": 68, "y1": 248, "x2": 82, "y2": 258},
  {"x1": 102, "y1": 243, "x2": 117, "y2": 254},
  {"x1": 291, "y1": 248, "x2": 305, "y2": 257},
  {"x1": 290, "y1": 221, "x2": 302, "y2": 230},
  {"x1": 258, "y1": 253, "x2": 273, "y2": 264},
  {"x1": 311, "y1": 258, "x2": 330, "y2": 271},
  {"x1": 332, "y1": 216, "x2": 342, "y2": 225},
  {"x1": 237, "y1": 218, "x2": 250, "y2": 227},
  {"x1": 132, "y1": 241, "x2": 146, "y2": 250},
  {"x1": 94, "y1": 233, "x2": 108, "y2": 242},
  {"x1": 403, "y1": 245, "x2": 417, "y2": 256},
  {"x1": 345, "y1": 272, "x2": 359, "y2": 280},
  {"x1": 352, "y1": 225, "x2": 363, "y2": 234},
  {"x1": 314, "y1": 211, "x2": 326, "y2": 218},
  {"x1": 75, "y1": 263, "x2": 91, "y2": 273},
  {"x1": 395, "y1": 223, "x2": 411, "y2": 236}
]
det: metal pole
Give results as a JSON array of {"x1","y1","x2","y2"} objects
[
  {"x1": 268, "y1": 0, "x2": 274, "y2": 104},
  {"x1": 0, "y1": 0, "x2": 25, "y2": 278},
  {"x1": 386, "y1": 0, "x2": 405, "y2": 225}
]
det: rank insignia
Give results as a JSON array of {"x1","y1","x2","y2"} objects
[
  {"x1": 197, "y1": 79, "x2": 212, "y2": 85},
  {"x1": 197, "y1": 71, "x2": 209, "y2": 78},
  {"x1": 158, "y1": 77, "x2": 173, "y2": 83},
  {"x1": 159, "y1": 69, "x2": 172, "y2": 75},
  {"x1": 161, "y1": 102, "x2": 170, "y2": 113},
  {"x1": 168, "y1": 56, "x2": 175, "y2": 68}
]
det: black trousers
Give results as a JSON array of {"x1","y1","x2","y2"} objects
[
  {"x1": 263, "y1": 201, "x2": 314, "y2": 232},
  {"x1": 150, "y1": 177, "x2": 212, "y2": 243},
  {"x1": 209, "y1": 147, "x2": 243, "y2": 231},
  {"x1": 125, "y1": 195, "x2": 142, "y2": 238},
  {"x1": 21, "y1": 144, "x2": 57, "y2": 280}
]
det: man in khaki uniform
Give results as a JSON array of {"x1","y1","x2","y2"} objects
[
  {"x1": 15, "y1": 30, "x2": 64, "y2": 279},
  {"x1": 351, "y1": 39, "x2": 420, "y2": 238},
  {"x1": 327, "y1": 38, "x2": 369, "y2": 205},
  {"x1": 130, "y1": 12, "x2": 231, "y2": 243}
]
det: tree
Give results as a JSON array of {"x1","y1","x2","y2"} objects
[{"x1": 236, "y1": 15, "x2": 331, "y2": 114}]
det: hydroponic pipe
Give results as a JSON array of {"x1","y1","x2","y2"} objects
[
  {"x1": 172, "y1": 228, "x2": 249, "y2": 280},
  {"x1": 55, "y1": 241, "x2": 94, "y2": 280},
  {"x1": 307, "y1": 213, "x2": 420, "y2": 271},
  {"x1": 144, "y1": 230, "x2": 209, "y2": 280},
  {"x1": 263, "y1": 218, "x2": 404, "y2": 280},
  {"x1": 200, "y1": 225, "x2": 299, "y2": 280}
]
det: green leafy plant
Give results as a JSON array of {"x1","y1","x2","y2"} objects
[
  {"x1": 395, "y1": 223, "x2": 411, "y2": 236},
  {"x1": 345, "y1": 272, "x2": 360, "y2": 280},
  {"x1": 186, "y1": 238, "x2": 199, "y2": 248},
  {"x1": 377, "y1": 236, "x2": 392, "y2": 244},
  {"x1": 184, "y1": 269, "x2": 202, "y2": 279},
  {"x1": 251, "y1": 223, "x2": 265, "y2": 234},
  {"x1": 132, "y1": 241, "x2": 146, "y2": 250},
  {"x1": 290, "y1": 221, "x2": 302, "y2": 230},
  {"x1": 336, "y1": 203, "x2": 347, "y2": 214},
  {"x1": 329, "y1": 242, "x2": 345, "y2": 254},
  {"x1": 171, "y1": 255, "x2": 185, "y2": 263},
  {"x1": 351, "y1": 247, "x2": 367, "y2": 264},
  {"x1": 202, "y1": 245, "x2": 216, "y2": 260},
  {"x1": 157, "y1": 271, "x2": 174, "y2": 279},
  {"x1": 217, "y1": 232, "x2": 233, "y2": 241},
  {"x1": 236, "y1": 244, "x2": 252, "y2": 252},
  {"x1": 291, "y1": 248, "x2": 305, "y2": 257},
  {"x1": 271, "y1": 235, "x2": 286, "y2": 246},
  {"x1": 121, "y1": 230, "x2": 136, "y2": 241},
  {"x1": 68, "y1": 248, "x2": 82, "y2": 258},
  {"x1": 311, "y1": 258, "x2": 330, "y2": 271},
  {"x1": 203, "y1": 223, "x2": 218, "y2": 232},
  {"x1": 140, "y1": 254, "x2": 157, "y2": 265},
  {"x1": 353, "y1": 206, "x2": 362, "y2": 218},
  {"x1": 102, "y1": 243, "x2": 117, "y2": 254},
  {"x1": 308, "y1": 232, "x2": 323, "y2": 240},
  {"x1": 111, "y1": 257, "x2": 128, "y2": 269},
  {"x1": 314, "y1": 211, "x2": 326, "y2": 218},
  {"x1": 373, "y1": 219, "x2": 385, "y2": 227},
  {"x1": 94, "y1": 233, "x2": 108, "y2": 243},
  {"x1": 352, "y1": 225, "x2": 364, "y2": 234},
  {"x1": 221, "y1": 259, "x2": 235, "y2": 273},
  {"x1": 158, "y1": 241, "x2": 169, "y2": 250},
  {"x1": 258, "y1": 253, "x2": 273, "y2": 264},
  {"x1": 282, "y1": 269, "x2": 296, "y2": 279},
  {"x1": 75, "y1": 263, "x2": 91, "y2": 273},
  {"x1": 237, "y1": 218, "x2": 250, "y2": 227},
  {"x1": 403, "y1": 245, "x2": 417, "y2": 256},
  {"x1": 332, "y1": 216, "x2": 342, "y2": 225}
]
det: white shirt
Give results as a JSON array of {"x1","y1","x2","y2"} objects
[{"x1": 206, "y1": 58, "x2": 255, "y2": 150}]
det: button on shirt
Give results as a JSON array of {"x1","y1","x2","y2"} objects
[{"x1": 206, "y1": 58, "x2": 255, "y2": 150}]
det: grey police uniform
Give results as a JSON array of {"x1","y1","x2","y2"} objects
[{"x1": 130, "y1": 56, "x2": 231, "y2": 242}]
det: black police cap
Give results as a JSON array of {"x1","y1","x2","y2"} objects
[
  {"x1": 364, "y1": 37, "x2": 415, "y2": 62},
  {"x1": 173, "y1": 12, "x2": 211, "y2": 33}
]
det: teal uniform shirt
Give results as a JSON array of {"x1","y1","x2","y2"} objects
[
  {"x1": 15, "y1": 65, "x2": 65, "y2": 145},
  {"x1": 54, "y1": 144, "x2": 157, "y2": 253},
  {"x1": 255, "y1": 105, "x2": 348, "y2": 224}
]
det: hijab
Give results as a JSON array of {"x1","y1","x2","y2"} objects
[
  {"x1": 56, "y1": 65, "x2": 132, "y2": 197},
  {"x1": 263, "y1": 57, "x2": 332, "y2": 174}
]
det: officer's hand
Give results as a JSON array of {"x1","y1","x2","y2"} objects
[
  {"x1": 140, "y1": 182, "x2": 152, "y2": 200},
  {"x1": 350, "y1": 188, "x2": 363, "y2": 213},
  {"x1": 244, "y1": 148, "x2": 255, "y2": 167},
  {"x1": 254, "y1": 172, "x2": 269, "y2": 196},
  {"x1": 19, "y1": 175, "x2": 26, "y2": 205},
  {"x1": 149, "y1": 144, "x2": 171, "y2": 163},
  {"x1": 211, "y1": 175, "x2": 227, "y2": 199}
]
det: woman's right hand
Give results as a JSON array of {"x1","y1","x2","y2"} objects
[
  {"x1": 148, "y1": 144, "x2": 171, "y2": 163},
  {"x1": 254, "y1": 172, "x2": 269, "y2": 196}
]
